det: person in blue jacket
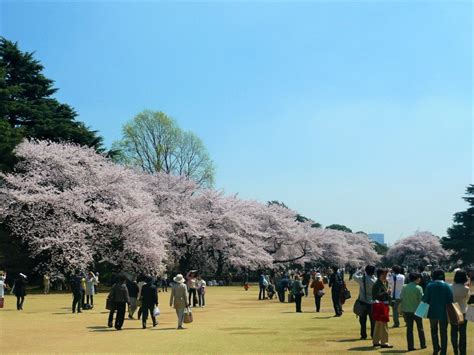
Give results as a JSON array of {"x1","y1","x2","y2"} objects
[
  {"x1": 258, "y1": 272, "x2": 267, "y2": 300},
  {"x1": 422, "y1": 269, "x2": 453, "y2": 355}
]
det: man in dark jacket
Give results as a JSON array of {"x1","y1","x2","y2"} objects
[
  {"x1": 107, "y1": 274, "x2": 130, "y2": 330},
  {"x1": 140, "y1": 276, "x2": 158, "y2": 328},
  {"x1": 70, "y1": 270, "x2": 82, "y2": 313},
  {"x1": 277, "y1": 275, "x2": 289, "y2": 303},
  {"x1": 329, "y1": 266, "x2": 343, "y2": 317},
  {"x1": 126, "y1": 278, "x2": 139, "y2": 319}
]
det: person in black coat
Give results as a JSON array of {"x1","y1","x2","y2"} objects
[
  {"x1": 126, "y1": 278, "x2": 139, "y2": 319},
  {"x1": 13, "y1": 273, "x2": 27, "y2": 310},
  {"x1": 107, "y1": 274, "x2": 130, "y2": 330},
  {"x1": 140, "y1": 276, "x2": 158, "y2": 329},
  {"x1": 70, "y1": 270, "x2": 83, "y2": 313},
  {"x1": 329, "y1": 266, "x2": 343, "y2": 317}
]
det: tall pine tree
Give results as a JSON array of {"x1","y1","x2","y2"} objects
[
  {"x1": 0, "y1": 37, "x2": 103, "y2": 171},
  {"x1": 442, "y1": 185, "x2": 474, "y2": 267}
]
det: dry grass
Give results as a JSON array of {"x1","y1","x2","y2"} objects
[{"x1": 0, "y1": 279, "x2": 472, "y2": 354}]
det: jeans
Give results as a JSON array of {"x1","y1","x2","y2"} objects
[
  {"x1": 198, "y1": 290, "x2": 205, "y2": 307},
  {"x1": 373, "y1": 321, "x2": 389, "y2": 345},
  {"x1": 161, "y1": 280, "x2": 167, "y2": 292},
  {"x1": 188, "y1": 288, "x2": 197, "y2": 307},
  {"x1": 359, "y1": 302, "x2": 374, "y2": 339},
  {"x1": 141, "y1": 305, "x2": 157, "y2": 327},
  {"x1": 108, "y1": 301, "x2": 126, "y2": 330},
  {"x1": 391, "y1": 299, "x2": 401, "y2": 326},
  {"x1": 450, "y1": 317, "x2": 467, "y2": 355},
  {"x1": 277, "y1": 290, "x2": 285, "y2": 303},
  {"x1": 304, "y1": 285, "x2": 309, "y2": 297},
  {"x1": 430, "y1": 318, "x2": 448, "y2": 355},
  {"x1": 176, "y1": 307, "x2": 185, "y2": 327},
  {"x1": 86, "y1": 295, "x2": 94, "y2": 305},
  {"x1": 16, "y1": 296, "x2": 24, "y2": 310},
  {"x1": 314, "y1": 295, "x2": 322, "y2": 312},
  {"x1": 404, "y1": 312, "x2": 426, "y2": 350},
  {"x1": 331, "y1": 291, "x2": 342, "y2": 316},
  {"x1": 258, "y1": 285, "x2": 266, "y2": 300},
  {"x1": 294, "y1": 294, "x2": 302, "y2": 312},
  {"x1": 72, "y1": 292, "x2": 81, "y2": 312},
  {"x1": 128, "y1": 297, "x2": 137, "y2": 317}
]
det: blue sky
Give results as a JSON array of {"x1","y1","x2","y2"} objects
[{"x1": 1, "y1": 1, "x2": 472, "y2": 244}]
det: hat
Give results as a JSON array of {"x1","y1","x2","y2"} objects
[
  {"x1": 173, "y1": 274, "x2": 185, "y2": 283},
  {"x1": 316, "y1": 273, "x2": 321, "y2": 278}
]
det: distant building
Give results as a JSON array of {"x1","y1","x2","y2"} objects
[{"x1": 368, "y1": 233, "x2": 385, "y2": 245}]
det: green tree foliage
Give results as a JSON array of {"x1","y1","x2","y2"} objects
[
  {"x1": 326, "y1": 224, "x2": 353, "y2": 233},
  {"x1": 442, "y1": 185, "x2": 474, "y2": 267},
  {"x1": 373, "y1": 241, "x2": 389, "y2": 256},
  {"x1": 113, "y1": 110, "x2": 215, "y2": 187},
  {"x1": 0, "y1": 37, "x2": 103, "y2": 171}
]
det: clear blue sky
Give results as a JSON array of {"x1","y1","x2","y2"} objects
[{"x1": 1, "y1": 1, "x2": 472, "y2": 244}]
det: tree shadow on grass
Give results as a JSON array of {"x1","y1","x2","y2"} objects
[
  {"x1": 347, "y1": 346, "x2": 377, "y2": 351},
  {"x1": 311, "y1": 316, "x2": 333, "y2": 319}
]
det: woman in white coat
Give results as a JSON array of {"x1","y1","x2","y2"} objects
[{"x1": 170, "y1": 274, "x2": 189, "y2": 329}]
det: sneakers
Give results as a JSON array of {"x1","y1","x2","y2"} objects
[{"x1": 381, "y1": 344, "x2": 394, "y2": 348}]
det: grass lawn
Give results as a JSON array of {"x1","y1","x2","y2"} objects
[{"x1": 0, "y1": 279, "x2": 472, "y2": 354}]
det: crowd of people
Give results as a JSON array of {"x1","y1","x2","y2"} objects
[
  {"x1": 253, "y1": 265, "x2": 472, "y2": 355},
  {"x1": 1, "y1": 266, "x2": 472, "y2": 355}
]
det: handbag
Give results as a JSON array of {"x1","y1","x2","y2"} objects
[
  {"x1": 106, "y1": 297, "x2": 113, "y2": 311},
  {"x1": 415, "y1": 302, "x2": 429, "y2": 319},
  {"x1": 183, "y1": 307, "x2": 193, "y2": 323},
  {"x1": 0, "y1": 297, "x2": 4, "y2": 308},
  {"x1": 316, "y1": 290, "x2": 325, "y2": 297},
  {"x1": 353, "y1": 299, "x2": 364, "y2": 317},
  {"x1": 343, "y1": 288, "x2": 351, "y2": 300},
  {"x1": 466, "y1": 306, "x2": 474, "y2": 322},
  {"x1": 446, "y1": 303, "x2": 464, "y2": 325},
  {"x1": 153, "y1": 306, "x2": 160, "y2": 317},
  {"x1": 372, "y1": 302, "x2": 390, "y2": 322}
]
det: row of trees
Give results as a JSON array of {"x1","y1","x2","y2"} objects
[{"x1": 0, "y1": 140, "x2": 380, "y2": 277}]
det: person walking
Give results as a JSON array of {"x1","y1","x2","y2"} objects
[
  {"x1": 85, "y1": 272, "x2": 98, "y2": 307},
  {"x1": 161, "y1": 273, "x2": 168, "y2": 292},
  {"x1": 450, "y1": 270, "x2": 470, "y2": 355},
  {"x1": 126, "y1": 277, "x2": 139, "y2": 319},
  {"x1": 107, "y1": 274, "x2": 130, "y2": 330},
  {"x1": 80, "y1": 274, "x2": 86, "y2": 308},
  {"x1": 197, "y1": 275, "x2": 206, "y2": 307},
  {"x1": 258, "y1": 271, "x2": 268, "y2": 300},
  {"x1": 186, "y1": 270, "x2": 198, "y2": 307},
  {"x1": 140, "y1": 276, "x2": 158, "y2": 329},
  {"x1": 400, "y1": 273, "x2": 426, "y2": 351},
  {"x1": 302, "y1": 271, "x2": 311, "y2": 297},
  {"x1": 310, "y1": 272, "x2": 325, "y2": 312},
  {"x1": 388, "y1": 265, "x2": 405, "y2": 328},
  {"x1": 353, "y1": 265, "x2": 377, "y2": 340},
  {"x1": 170, "y1": 274, "x2": 189, "y2": 329},
  {"x1": 70, "y1": 270, "x2": 82, "y2": 313},
  {"x1": 136, "y1": 274, "x2": 147, "y2": 320},
  {"x1": 423, "y1": 269, "x2": 453, "y2": 355},
  {"x1": 372, "y1": 268, "x2": 393, "y2": 348},
  {"x1": 0, "y1": 271, "x2": 9, "y2": 308},
  {"x1": 329, "y1": 266, "x2": 343, "y2": 317},
  {"x1": 43, "y1": 273, "x2": 50, "y2": 295},
  {"x1": 13, "y1": 273, "x2": 27, "y2": 311},
  {"x1": 292, "y1": 275, "x2": 305, "y2": 312}
]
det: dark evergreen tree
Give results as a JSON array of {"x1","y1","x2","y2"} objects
[
  {"x1": 0, "y1": 37, "x2": 103, "y2": 171},
  {"x1": 442, "y1": 185, "x2": 474, "y2": 267},
  {"x1": 325, "y1": 224, "x2": 352, "y2": 233}
]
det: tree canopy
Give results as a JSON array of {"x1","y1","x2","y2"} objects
[
  {"x1": 0, "y1": 37, "x2": 103, "y2": 171},
  {"x1": 326, "y1": 224, "x2": 353, "y2": 233},
  {"x1": 113, "y1": 110, "x2": 215, "y2": 187},
  {"x1": 442, "y1": 185, "x2": 474, "y2": 267}
]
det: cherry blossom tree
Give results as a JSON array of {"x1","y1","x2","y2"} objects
[
  {"x1": 384, "y1": 231, "x2": 450, "y2": 268},
  {"x1": 0, "y1": 140, "x2": 168, "y2": 275},
  {"x1": 0, "y1": 140, "x2": 381, "y2": 276}
]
